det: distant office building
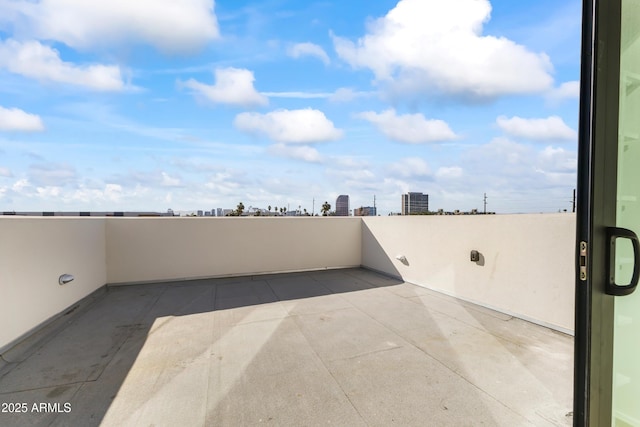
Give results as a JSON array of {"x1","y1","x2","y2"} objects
[
  {"x1": 216, "y1": 208, "x2": 223, "y2": 217},
  {"x1": 354, "y1": 206, "x2": 377, "y2": 216},
  {"x1": 336, "y1": 195, "x2": 350, "y2": 216},
  {"x1": 401, "y1": 192, "x2": 429, "y2": 215},
  {"x1": 197, "y1": 210, "x2": 204, "y2": 217}
]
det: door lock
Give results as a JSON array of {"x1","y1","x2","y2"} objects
[{"x1": 579, "y1": 241, "x2": 588, "y2": 281}]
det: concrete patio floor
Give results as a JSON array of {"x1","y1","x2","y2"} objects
[{"x1": 0, "y1": 268, "x2": 573, "y2": 426}]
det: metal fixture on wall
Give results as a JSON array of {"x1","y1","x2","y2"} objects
[
  {"x1": 58, "y1": 274, "x2": 75, "y2": 285},
  {"x1": 396, "y1": 255, "x2": 409, "y2": 265}
]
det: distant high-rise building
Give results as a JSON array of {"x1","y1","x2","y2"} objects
[
  {"x1": 401, "y1": 192, "x2": 429, "y2": 215},
  {"x1": 216, "y1": 208, "x2": 223, "y2": 217},
  {"x1": 354, "y1": 206, "x2": 377, "y2": 216},
  {"x1": 336, "y1": 195, "x2": 350, "y2": 216}
]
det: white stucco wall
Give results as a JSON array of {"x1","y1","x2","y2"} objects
[
  {"x1": 362, "y1": 214, "x2": 576, "y2": 333},
  {"x1": 0, "y1": 218, "x2": 107, "y2": 351},
  {"x1": 105, "y1": 217, "x2": 362, "y2": 284},
  {"x1": 1, "y1": 214, "x2": 576, "y2": 352}
]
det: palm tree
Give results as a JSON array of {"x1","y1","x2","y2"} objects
[
  {"x1": 321, "y1": 201, "x2": 331, "y2": 216},
  {"x1": 303, "y1": 208, "x2": 308, "y2": 216},
  {"x1": 268, "y1": 205, "x2": 272, "y2": 214},
  {"x1": 236, "y1": 202, "x2": 245, "y2": 216},
  {"x1": 274, "y1": 206, "x2": 278, "y2": 215}
]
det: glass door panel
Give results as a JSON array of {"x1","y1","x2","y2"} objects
[{"x1": 612, "y1": 0, "x2": 640, "y2": 425}]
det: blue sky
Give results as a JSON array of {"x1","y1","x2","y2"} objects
[{"x1": 0, "y1": 0, "x2": 581, "y2": 215}]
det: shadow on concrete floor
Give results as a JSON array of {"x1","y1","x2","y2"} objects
[{"x1": 0, "y1": 268, "x2": 572, "y2": 426}]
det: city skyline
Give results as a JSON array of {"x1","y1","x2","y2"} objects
[{"x1": 0, "y1": 0, "x2": 580, "y2": 215}]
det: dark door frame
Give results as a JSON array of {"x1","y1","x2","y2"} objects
[{"x1": 574, "y1": 0, "x2": 622, "y2": 425}]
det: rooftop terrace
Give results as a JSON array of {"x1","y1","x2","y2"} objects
[
  {"x1": 0, "y1": 268, "x2": 572, "y2": 426},
  {"x1": 0, "y1": 214, "x2": 575, "y2": 426}
]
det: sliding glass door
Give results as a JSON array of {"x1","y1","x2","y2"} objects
[{"x1": 575, "y1": 0, "x2": 640, "y2": 425}]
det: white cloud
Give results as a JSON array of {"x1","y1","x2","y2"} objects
[
  {"x1": 171, "y1": 158, "x2": 225, "y2": 173},
  {"x1": 0, "y1": 106, "x2": 44, "y2": 131},
  {"x1": 332, "y1": 0, "x2": 553, "y2": 99},
  {"x1": 535, "y1": 146, "x2": 578, "y2": 185},
  {"x1": 381, "y1": 177, "x2": 411, "y2": 195},
  {"x1": 1, "y1": 178, "x2": 131, "y2": 207},
  {"x1": 388, "y1": 157, "x2": 432, "y2": 179},
  {"x1": 0, "y1": 39, "x2": 125, "y2": 91},
  {"x1": 28, "y1": 163, "x2": 77, "y2": 186},
  {"x1": 109, "y1": 170, "x2": 187, "y2": 190},
  {"x1": 547, "y1": 81, "x2": 580, "y2": 103},
  {"x1": 436, "y1": 166, "x2": 463, "y2": 179},
  {"x1": 1, "y1": 0, "x2": 219, "y2": 53},
  {"x1": 204, "y1": 172, "x2": 242, "y2": 195},
  {"x1": 328, "y1": 88, "x2": 374, "y2": 102},
  {"x1": 287, "y1": 42, "x2": 330, "y2": 65},
  {"x1": 160, "y1": 172, "x2": 182, "y2": 187},
  {"x1": 325, "y1": 167, "x2": 377, "y2": 192},
  {"x1": 36, "y1": 185, "x2": 62, "y2": 197},
  {"x1": 260, "y1": 91, "x2": 332, "y2": 99},
  {"x1": 261, "y1": 88, "x2": 374, "y2": 101},
  {"x1": 0, "y1": 167, "x2": 13, "y2": 177},
  {"x1": 537, "y1": 146, "x2": 577, "y2": 173},
  {"x1": 464, "y1": 137, "x2": 534, "y2": 178},
  {"x1": 357, "y1": 109, "x2": 457, "y2": 143},
  {"x1": 182, "y1": 67, "x2": 268, "y2": 107},
  {"x1": 12, "y1": 178, "x2": 31, "y2": 192},
  {"x1": 497, "y1": 115, "x2": 577, "y2": 141},
  {"x1": 100, "y1": 184, "x2": 123, "y2": 202},
  {"x1": 333, "y1": 156, "x2": 370, "y2": 169},
  {"x1": 461, "y1": 138, "x2": 577, "y2": 200},
  {"x1": 65, "y1": 183, "x2": 123, "y2": 204},
  {"x1": 234, "y1": 109, "x2": 343, "y2": 144},
  {"x1": 269, "y1": 143, "x2": 323, "y2": 163},
  {"x1": 329, "y1": 88, "x2": 357, "y2": 102}
]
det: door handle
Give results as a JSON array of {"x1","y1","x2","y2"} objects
[{"x1": 606, "y1": 227, "x2": 640, "y2": 296}]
